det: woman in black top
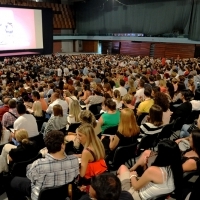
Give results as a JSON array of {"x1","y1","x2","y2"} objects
[
  {"x1": 8, "y1": 129, "x2": 38, "y2": 164},
  {"x1": 107, "y1": 108, "x2": 140, "y2": 160}
]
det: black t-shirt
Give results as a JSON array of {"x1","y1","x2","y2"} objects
[
  {"x1": 9, "y1": 142, "x2": 38, "y2": 163},
  {"x1": 116, "y1": 131, "x2": 138, "y2": 148}
]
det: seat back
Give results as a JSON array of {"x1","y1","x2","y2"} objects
[
  {"x1": 137, "y1": 112, "x2": 149, "y2": 126},
  {"x1": 138, "y1": 134, "x2": 158, "y2": 153},
  {"x1": 103, "y1": 125, "x2": 118, "y2": 136},
  {"x1": 110, "y1": 143, "x2": 138, "y2": 170},
  {"x1": 38, "y1": 184, "x2": 71, "y2": 200},
  {"x1": 67, "y1": 122, "x2": 81, "y2": 133},
  {"x1": 172, "y1": 117, "x2": 184, "y2": 132},
  {"x1": 89, "y1": 103, "x2": 101, "y2": 115},
  {"x1": 11, "y1": 153, "x2": 42, "y2": 177},
  {"x1": 29, "y1": 134, "x2": 45, "y2": 151},
  {"x1": 158, "y1": 122, "x2": 174, "y2": 140}
]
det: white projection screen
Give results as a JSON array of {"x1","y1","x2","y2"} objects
[{"x1": 0, "y1": 7, "x2": 43, "y2": 51}]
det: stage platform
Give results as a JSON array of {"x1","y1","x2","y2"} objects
[{"x1": 0, "y1": 51, "x2": 40, "y2": 59}]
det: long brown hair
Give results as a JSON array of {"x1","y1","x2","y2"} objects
[
  {"x1": 149, "y1": 104, "x2": 163, "y2": 126},
  {"x1": 118, "y1": 108, "x2": 140, "y2": 137}
]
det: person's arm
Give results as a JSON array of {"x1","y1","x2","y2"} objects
[
  {"x1": 46, "y1": 104, "x2": 52, "y2": 114},
  {"x1": 80, "y1": 91, "x2": 87, "y2": 101},
  {"x1": 182, "y1": 159, "x2": 197, "y2": 172},
  {"x1": 26, "y1": 160, "x2": 40, "y2": 183},
  {"x1": 79, "y1": 150, "x2": 90, "y2": 177},
  {"x1": 175, "y1": 136, "x2": 190, "y2": 144},
  {"x1": 130, "y1": 166, "x2": 160, "y2": 191},
  {"x1": 84, "y1": 97, "x2": 90, "y2": 105},
  {"x1": 98, "y1": 116, "x2": 104, "y2": 126},
  {"x1": 109, "y1": 135, "x2": 120, "y2": 150}
]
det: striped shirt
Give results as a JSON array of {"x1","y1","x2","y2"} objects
[
  {"x1": 139, "y1": 123, "x2": 163, "y2": 139},
  {"x1": 26, "y1": 153, "x2": 79, "y2": 200}
]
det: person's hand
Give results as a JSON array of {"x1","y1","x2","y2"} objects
[
  {"x1": 130, "y1": 171, "x2": 138, "y2": 176},
  {"x1": 78, "y1": 185, "x2": 87, "y2": 192},
  {"x1": 110, "y1": 135, "x2": 114, "y2": 141},
  {"x1": 175, "y1": 138, "x2": 182, "y2": 144}
]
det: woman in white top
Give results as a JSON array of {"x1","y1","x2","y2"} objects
[
  {"x1": 63, "y1": 90, "x2": 78, "y2": 109},
  {"x1": 117, "y1": 140, "x2": 183, "y2": 200},
  {"x1": 0, "y1": 122, "x2": 11, "y2": 145},
  {"x1": 113, "y1": 90, "x2": 122, "y2": 109}
]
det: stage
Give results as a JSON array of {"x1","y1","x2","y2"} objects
[{"x1": 0, "y1": 51, "x2": 41, "y2": 59}]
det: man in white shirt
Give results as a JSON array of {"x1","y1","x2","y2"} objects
[
  {"x1": 57, "y1": 67, "x2": 62, "y2": 77},
  {"x1": 134, "y1": 79, "x2": 145, "y2": 104},
  {"x1": 46, "y1": 92, "x2": 68, "y2": 116},
  {"x1": 113, "y1": 79, "x2": 127, "y2": 97},
  {"x1": 14, "y1": 103, "x2": 38, "y2": 138},
  {"x1": 63, "y1": 66, "x2": 69, "y2": 77}
]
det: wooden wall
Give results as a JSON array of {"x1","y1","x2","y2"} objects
[
  {"x1": 154, "y1": 43, "x2": 195, "y2": 58},
  {"x1": 53, "y1": 30, "x2": 61, "y2": 53},
  {"x1": 120, "y1": 41, "x2": 151, "y2": 56},
  {"x1": 82, "y1": 41, "x2": 98, "y2": 52}
]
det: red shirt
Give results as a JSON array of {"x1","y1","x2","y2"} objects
[{"x1": 0, "y1": 105, "x2": 9, "y2": 121}]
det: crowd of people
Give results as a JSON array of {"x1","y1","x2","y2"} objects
[{"x1": 0, "y1": 53, "x2": 200, "y2": 200}]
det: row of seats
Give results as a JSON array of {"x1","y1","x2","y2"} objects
[{"x1": 0, "y1": 0, "x2": 75, "y2": 29}]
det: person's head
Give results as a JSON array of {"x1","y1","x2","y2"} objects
[
  {"x1": 69, "y1": 100, "x2": 81, "y2": 122},
  {"x1": 44, "y1": 130, "x2": 65, "y2": 154},
  {"x1": 149, "y1": 75, "x2": 155, "y2": 82},
  {"x1": 77, "y1": 123, "x2": 105, "y2": 160},
  {"x1": 79, "y1": 110, "x2": 97, "y2": 128},
  {"x1": 104, "y1": 98, "x2": 116, "y2": 111},
  {"x1": 89, "y1": 173, "x2": 121, "y2": 200},
  {"x1": 63, "y1": 90, "x2": 72, "y2": 98},
  {"x1": 32, "y1": 101, "x2": 43, "y2": 117},
  {"x1": 189, "y1": 129, "x2": 200, "y2": 157},
  {"x1": 138, "y1": 79, "x2": 145, "y2": 88},
  {"x1": 154, "y1": 92, "x2": 169, "y2": 112},
  {"x1": 113, "y1": 90, "x2": 121, "y2": 101},
  {"x1": 118, "y1": 108, "x2": 140, "y2": 137},
  {"x1": 3, "y1": 97, "x2": 10, "y2": 105},
  {"x1": 151, "y1": 86, "x2": 161, "y2": 97},
  {"x1": 32, "y1": 91, "x2": 40, "y2": 101},
  {"x1": 51, "y1": 92, "x2": 60, "y2": 102},
  {"x1": 180, "y1": 89, "x2": 192, "y2": 101},
  {"x1": 152, "y1": 140, "x2": 183, "y2": 199},
  {"x1": 17, "y1": 103, "x2": 26, "y2": 115},
  {"x1": 53, "y1": 104, "x2": 63, "y2": 117},
  {"x1": 144, "y1": 88, "x2": 151, "y2": 98},
  {"x1": 15, "y1": 129, "x2": 31, "y2": 146},
  {"x1": 119, "y1": 79, "x2": 125, "y2": 87},
  {"x1": 149, "y1": 104, "x2": 163, "y2": 126},
  {"x1": 8, "y1": 99, "x2": 17, "y2": 109},
  {"x1": 103, "y1": 83, "x2": 112, "y2": 92},
  {"x1": 122, "y1": 94, "x2": 132, "y2": 104}
]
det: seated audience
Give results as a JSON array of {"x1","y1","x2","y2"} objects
[
  {"x1": 13, "y1": 103, "x2": 38, "y2": 138},
  {"x1": 110, "y1": 108, "x2": 139, "y2": 149},
  {"x1": 98, "y1": 98, "x2": 120, "y2": 133},
  {"x1": 2, "y1": 99, "x2": 19, "y2": 129},
  {"x1": 43, "y1": 104, "x2": 67, "y2": 136},
  {"x1": 80, "y1": 173, "x2": 133, "y2": 200},
  {"x1": 76, "y1": 124, "x2": 107, "y2": 185},
  {"x1": 154, "y1": 92, "x2": 171, "y2": 125},
  {"x1": 176, "y1": 129, "x2": 200, "y2": 172},
  {"x1": 0, "y1": 129, "x2": 38, "y2": 173},
  {"x1": 6, "y1": 130, "x2": 79, "y2": 200},
  {"x1": 0, "y1": 122, "x2": 11, "y2": 145},
  {"x1": 113, "y1": 90, "x2": 123, "y2": 109},
  {"x1": 118, "y1": 140, "x2": 183, "y2": 200},
  {"x1": 114, "y1": 79, "x2": 127, "y2": 97},
  {"x1": 67, "y1": 99, "x2": 81, "y2": 124},
  {"x1": 170, "y1": 89, "x2": 192, "y2": 122},
  {"x1": 139, "y1": 104, "x2": 163, "y2": 140},
  {"x1": 31, "y1": 101, "x2": 45, "y2": 121},
  {"x1": 137, "y1": 88, "x2": 154, "y2": 116},
  {"x1": 122, "y1": 94, "x2": 135, "y2": 110},
  {"x1": 84, "y1": 88, "x2": 104, "y2": 105},
  {"x1": 0, "y1": 97, "x2": 10, "y2": 121},
  {"x1": 63, "y1": 90, "x2": 78, "y2": 108},
  {"x1": 46, "y1": 92, "x2": 68, "y2": 116}
]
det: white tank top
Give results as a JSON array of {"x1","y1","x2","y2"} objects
[{"x1": 139, "y1": 167, "x2": 175, "y2": 200}]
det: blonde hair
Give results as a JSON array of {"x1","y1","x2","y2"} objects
[
  {"x1": 113, "y1": 90, "x2": 121, "y2": 102},
  {"x1": 63, "y1": 90, "x2": 72, "y2": 97},
  {"x1": 15, "y1": 129, "x2": 30, "y2": 145},
  {"x1": 159, "y1": 79, "x2": 166, "y2": 87},
  {"x1": 118, "y1": 108, "x2": 140, "y2": 137},
  {"x1": 122, "y1": 94, "x2": 132, "y2": 104},
  {"x1": 33, "y1": 101, "x2": 43, "y2": 117},
  {"x1": 79, "y1": 110, "x2": 97, "y2": 128},
  {"x1": 69, "y1": 100, "x2": 81, "y2": 122},
  {"x1": 77, "y1": 124, "x2": 105, "y2": 160}
]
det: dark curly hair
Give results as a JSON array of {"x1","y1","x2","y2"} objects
[
  {"x1": 154, "y1": 92, "x2": 169, "y2": 112},
  {"x1": 44, "y1": 131, "x2": 64, "y2": 153}
]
